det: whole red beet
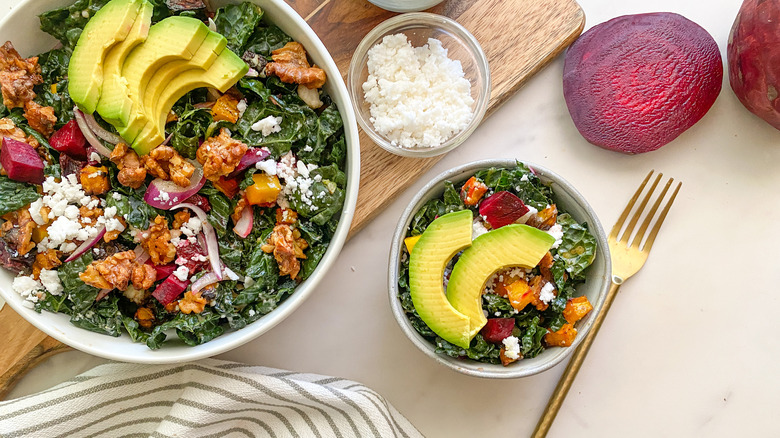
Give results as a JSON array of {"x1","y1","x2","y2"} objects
[
  {"x1": 728, "y1": 0, "x2": 780, "y2": 130},
  {"x1": 563, "y1": 13, "x2": 722, "y2": 154}
]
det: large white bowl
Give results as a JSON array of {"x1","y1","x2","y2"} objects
[{"x1": 0, "y1": 0, "x2": 360, "y2": 363}]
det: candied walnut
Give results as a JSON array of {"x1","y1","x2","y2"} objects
[
  {"x1": 0, "y1": 209, "x2": 35, "y2": 256},
  {"x1": 134, "y1": 307, "x2": 155, "y2": 328},
  {"x1": 261, "y1": 224, "x2": 308, "y2": 280},
  {"x1": 93, "y1": 250, "x2": 135, "y2": 291},
  {"x1": 231, "y1": 194, "x2": 249, "y2": 226},
  {"x1": 104, "y1": 217, "x2": 127, "y2": 243},
  {"x1": 526, "y1": 204, "x2": 558, "y2": 231},
  {"x1": 142, "y1": 145, "x2": 195, "y2": 187},
  {"x1": 79, "y1": 264, "x2": 112, "y2": 289},
  {"x1": 79, "y1": 203, "x2": 103, "y2": 227},
  {"x1": 265, "y1": 42, "x2": 327, "y2": 89},
  {"x1": 131, "y1": 262, "x2": 157, "y2": 290},
  {"x1": 79, "y1": 165, "x2": 110, "y2": 195},
  {"x1": 140, "y1": 215, "x2": 176, "y2": 265},
  {"x1": 276, "y1": 208, "x2": 298, "y2": 225},
  {"x1": 109, "y1": 142, "x2": 147, "y2": 189},
  {"x1": 528, "y1": 275, "x2": 549, "y2": 312},
  {"x1": 539, "y1": 251, "x2": 555, "y2": 284},
  {"x1": 31, "y1": 249, "x2": 61, "y2": 279},
  {"x1": 499, "y1": 346, "x2": 521, "y2": 366},
  {"x1": 0, "y1": 41, "x2": 42, "y2": 109},
  {"x1": 164, "y1": 301, "x2": 179, "y2": 313},
  {"x1": 172, "y1": 210, "x2": 191, "y2": 230},
  {"x1": 0, "y1": 117, "x2": 38, "y2": 149},
  {"x1": 23, "y1": 100, "x2": 56, "y2": 137},
  {"x1": 165, "y1": 0, "x2": 206, "y2": 12},
  {"x1": 197, "y1": 128, "x2": 248, "y2": 181},
  {"x1": 178, "y1": 290, "x2": 207, "y2": 314}
]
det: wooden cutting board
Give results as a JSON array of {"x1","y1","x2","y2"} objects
[{"x1": 0, "y1": 0, "x2": 584, "y2": 399}]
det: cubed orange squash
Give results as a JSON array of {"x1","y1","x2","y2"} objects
[
  {"x1": 32, "y1": 225, "x2": 48, "y2": 243},
  {"x1": 544, "y1": 323, "x2": 577, "y2": 347},
  {"x1": 505, "y1": 279, "x2": 534, "y2": 312},
  {"x1": 211, "y1": 93, "x2": 241, "y2": 123},
  {"x1": 492, "y1": 270, "x2": 525, "y2": 297},
  {"x1": 214, "y1": 176, "x2": 239, "y2": 199},
  {"x1": 460, "y1": 176, "x2": 488, "y2": 206},
  {"x1": 246, "y1": 173, "x2": 282, "y2": 205},
  {"x1": 563, "y1": 296, "x2": 593, "y2": 324},
  {"x1": 404, "y1": 235, "x2": 421, "y2": 253}
]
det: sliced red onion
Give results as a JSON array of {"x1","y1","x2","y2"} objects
[
  {"x1": 161, "y1": 132, "x2": 173, "y2": 146},
  {"x1": 194, "y1": 101, "x2": 215, "y2": 109},
  {"x1": 143, "y1": 160, "x2": 205, "y2": 210},
  {"x1": 81, "y1": 110, "x2": 123, "y2": 144},
  {"x1": 73, "y1": 108, "x2": 113, "y2": 157},
  {"x1": 171, "y1": 203, "x2": 222, "y2": 280},
  {"x1": 65, "y1": 225, "x2": 106, "y2": 263},
  {"x1": 232, "y1": 204, "x2": 253, "y2": 238},
  {"x1": 191, "y1": 272, "x2": 219, "y2": 294},
  {"x1": 96, "y1": 288, "x2": 112, "y2": 301},
  {"x1": 134, "y1": 245, "x2": 150, "y2": 265},
  {"x1": 228, "y1": 147, "x2": 271, "y2": 178}
]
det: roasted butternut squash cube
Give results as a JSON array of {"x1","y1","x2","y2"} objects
[
  {"x1": 246, "y1": 173, "x2": 282, "y2": 205},
  {"x1": 460, "y1": 176, "x2": 488, "y2": 206},
  {"x1": 505, "y1": 279, "x2": 534, "y2": 312},
  {"x1": 544, "y1": 323, "x2": 577, "y2": 347},
  {"x1": 211, "y1": 93, "x2": 241, "y2": 123},
  {"x1": 563, "y1": 296, "x2": 593, "y2": 324}
]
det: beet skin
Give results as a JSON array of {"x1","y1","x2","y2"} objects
[
  {"x1": 728, "y1": 0, "x2": 780, "y2": 131},
  {"x1": 563, "y1": 13, "x2": 722, "y2": 154}
]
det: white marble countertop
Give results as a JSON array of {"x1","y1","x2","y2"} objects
[{"x1": 5, "y1": 0, "x2": 776, "y2": 436}]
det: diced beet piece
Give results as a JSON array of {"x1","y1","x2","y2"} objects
[
  {"x1": 478, "y1": 191, "x2": 530, "y2": 229},
  {"x1": 0, "y1": 237, "x2": 34, "y2": 274},
  {"x1": 1, "y1": 137, "x2": 44, "y2": 184},
  {"x1": 145, "y1": 259, "x2": 177, "y2": 280},
  {"x1": 175, "y1": 239, "x2": 209, "y2": 274},
  {"x1": 152, "y1": 275, "x2": 190, "y2": 305},
  {"x1": 481, "y1": 318, "x2": 516, "y2": 344},
  {"x1": 182, "y1": 193, "x2": 210, "y2": 212},
  {"x1": 49, "y1": 120, "x2": 87, "y2": 159},
  {"x1": 59, "y1": 153, "x2": 87, "y2": 178}
]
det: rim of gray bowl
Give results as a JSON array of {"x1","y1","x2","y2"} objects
[{"x1": 388, "y1": 159, "x2": 612, "y2": 378}]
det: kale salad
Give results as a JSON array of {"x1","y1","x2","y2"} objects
[
  {"x1": 398, "y1": 164, "x2": 597, "y2": 365},
  {"x1": 0, "y1": 0, "x2": 347, "y2": 349}
]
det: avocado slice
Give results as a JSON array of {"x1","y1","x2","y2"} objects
[
  {"x1": 115, "y1": 15, "x2": 211, "y2": 141},
  {"x1": 447, "y1": 224, "x2": 555, "y2": 338},
  {"x1": 408, "y1": 210, "x2": 473, "y2": 349},
  {"x1": 68, "y1": 0, "x2": 143, "y2": 113},
  {"x1": 130, "y1": 49, "x2": 247, "y2": 154},
  {"x1": 95, "y1": 0, "x2": 153, "y2": 126}
]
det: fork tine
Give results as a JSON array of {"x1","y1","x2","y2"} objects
[
  {"x1": 619, "y1": 172, "x2": 663, "y2": 243},
  {"x1": 640, "y1": 181, "x2": 681, "y2": 252},
  {"x1": 609, "y1": 170, "x2": 654, "y2": 240},
  {"x1": 630, "y1": 177, "x2": 673, "y2": 248}
]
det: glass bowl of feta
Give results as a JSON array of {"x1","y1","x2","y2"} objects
[
  {"x1": 388, "y1": 159, "x2": 611, "y2": 378},
  {"x1": 348, "y1": 13, "x2": 490, "y2": 158}
]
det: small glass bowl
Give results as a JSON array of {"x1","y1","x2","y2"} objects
[
  {"x1": 368, "y1": 0, "x2": 444, "y2": 12},
  {"x1": 348, "y1": 13, "x2": 491, "y2": 158}
]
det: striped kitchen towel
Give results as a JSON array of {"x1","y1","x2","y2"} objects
[{"x1": 0, "y1": 359, "x2": 423, "y2": 438}]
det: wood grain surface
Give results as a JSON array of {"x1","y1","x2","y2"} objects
[{"x1": 0, "y1": 0, "x2": 584, "y2": 399}]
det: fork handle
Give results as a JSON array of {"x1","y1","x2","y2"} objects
[{"x1": 532, "y1": 280, "x2": 622, "y2": 438}]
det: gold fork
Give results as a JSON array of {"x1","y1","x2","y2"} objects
[{"x1": 532, "y1": 170, "x2": 682, "y2": 437}]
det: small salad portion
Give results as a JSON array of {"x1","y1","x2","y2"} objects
[
  {"x1": 398, "y1": 164, "x2": 597, "y2": 366},
  {"x1": 0, "y1": 0, "x2": 347, "y2": 349}
]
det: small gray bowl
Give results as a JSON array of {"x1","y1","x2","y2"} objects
[{"x1": 388, "y1": 159, "x2": 611, "y2": 378}]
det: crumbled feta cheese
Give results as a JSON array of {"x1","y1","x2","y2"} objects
[
  {"x1": 28, "y1": 198, "x2": 45, "y2": 225},
  {"x1": 105, "y1": 217, "x2": 125, "y2": 233},
  {"x1": 547, "y1": 223, "x2": 564, "y2": 249},
  {"x1": 47, "y1": 216, "x2": 82, "y2": 249},
  {"x1": 13, "y1": 275, "x2": 43, "y2": 307},
  {"x1": 39, "y1": 269, "x2": 63, "y2": 295},
  {"x1": 517, "y1": 206, "x2": 538, "y2": 225},
  {"x1": 250, "y1": 115, "x2": 282, "y2": 136},
  {"x1": 173, "y1": 265, "x2": 189, "y2": 281},
  {"x1": 302, "y1": 145, "x2": 313, "y2": 152},
  {"x1": 90, "y1": 152, "x2": 102, "y2": 163},
  {"x1": 539, "y1": 282, "x2": 556, "y2": 304},
  {"x1": 237, "y1": 99, "x2": 248, "y2": 118},
  {"x1": 64, "y1": 205, "x2": 80, "y2": 220},
  {"x1": 472, "y1": 219, "x2": 489, "y2": 240},
  {"x1": 112, "y1": 192, "x2": 122, "y2": 201},
  {"x1": 60, "y1": 242, "x2": 77, "y2": 253},
  {"x1": 502, "y1": 336, "x2": 521, "y2": 360},
  {"x1": 255, "y1": 159, "x2": 277, "y2": 176},
  {"x1": 362, "y1": 34, "x2": 474, "y2": 148}
]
